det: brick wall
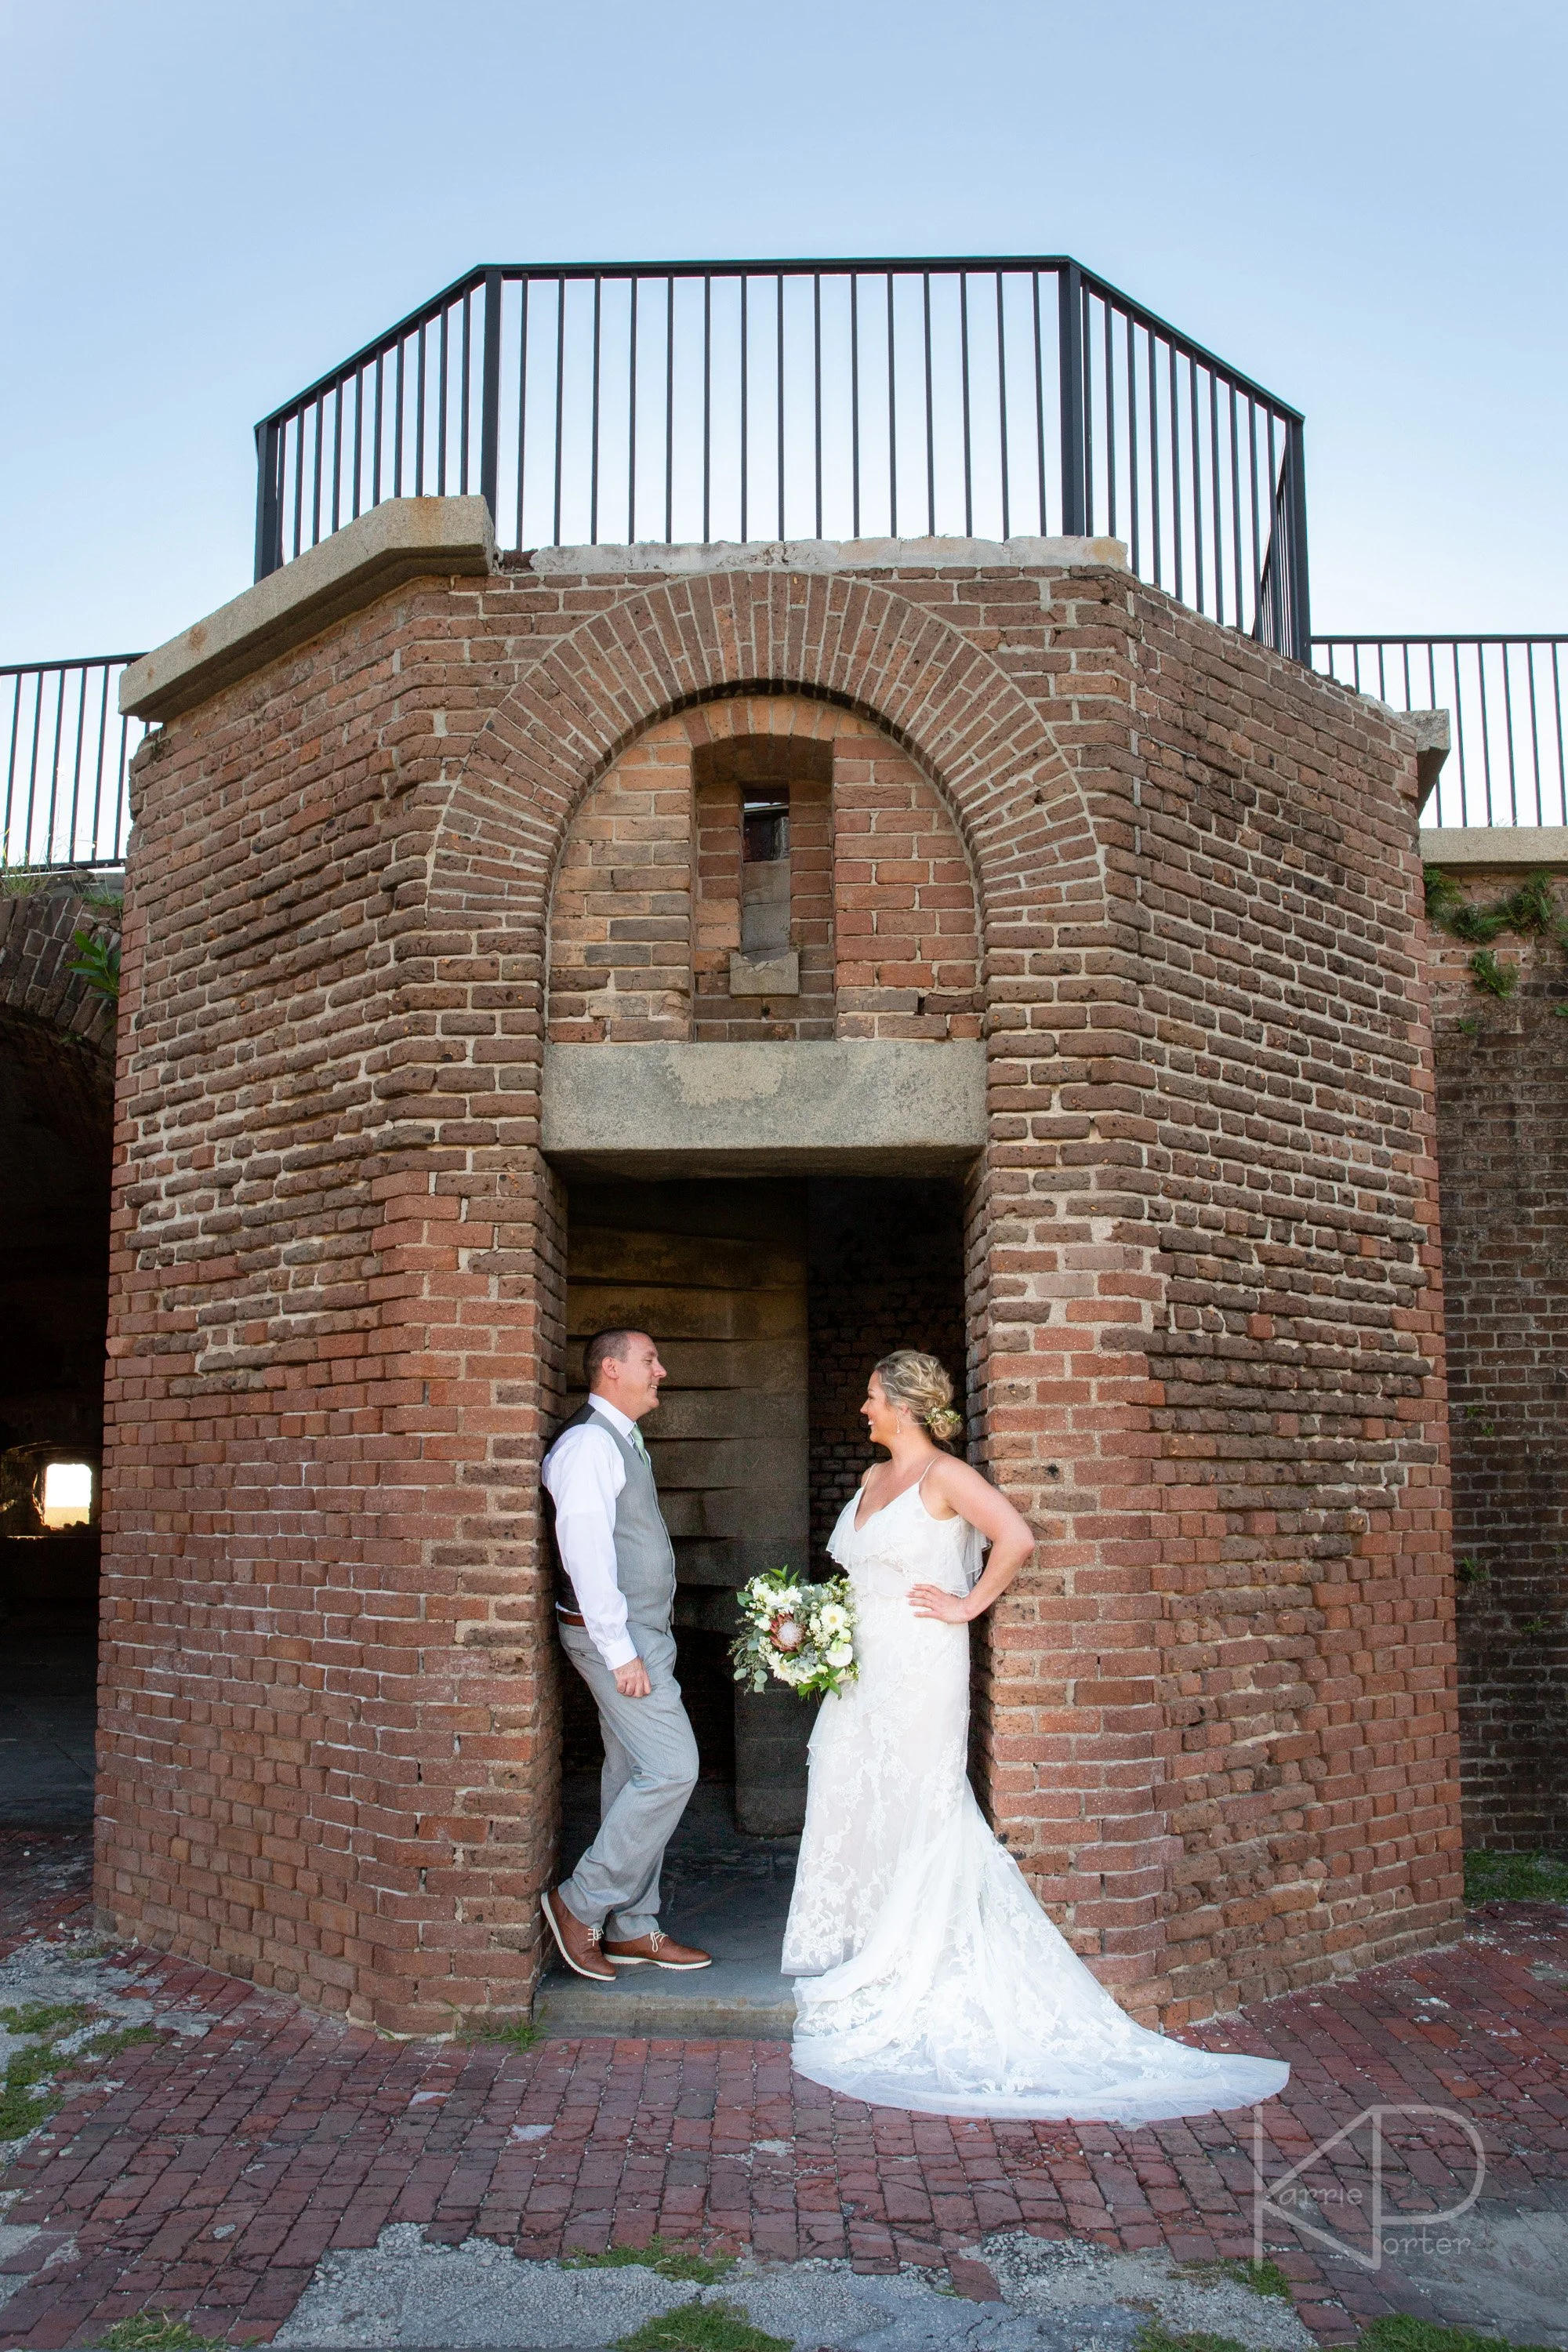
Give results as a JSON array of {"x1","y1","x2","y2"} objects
[
  {"x1": 98, "y1": 543, "x2": 1463, "y2": 2031},
  {"x1": 833, "y1": 746, "x2": 982, "y2": 1041},
  {"x1": 1120, "y1": 599, "x2": 1461, "y2": 2016},
  {"x1": 1425, "y1": 868, "x2": 1568, "y2": 1849},
  {"x1": 805, "y1": 1177, "x2": 968, "y2": 1562},
  {"x1": 545, "y1": 717, "x2": 692, "y2": 1041}
]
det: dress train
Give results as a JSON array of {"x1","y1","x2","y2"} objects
[{"x1": 782, "y1": 1482, "x2": 1289, "y2": 2124}]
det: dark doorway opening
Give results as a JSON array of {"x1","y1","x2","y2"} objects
[
  {"x1": 0, "y1": 1011, "x2": 113, "y2": 1831},
  {"x1": 543, "y1": 1169, "x2": 967, "y2": 2029}
]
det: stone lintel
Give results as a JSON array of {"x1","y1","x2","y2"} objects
[
  {"x1": 119, "y1": 497, "x2": 497, "y2": 722},
  {"x1": 1420, "y1": 824, "x2": 1568, "y2": 872},
  {"x1": 524, "y1": 532, "x2": 1129, "y2": 576},
  {"x1": 542, "y1": 1039, "x2": 985, "y2": 1176}
]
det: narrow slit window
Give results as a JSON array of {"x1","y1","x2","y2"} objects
[{"x1": 740, "y1": 793, "x2": 791, "y2": 956}]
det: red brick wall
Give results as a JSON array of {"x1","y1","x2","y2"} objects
[
  {"x1": 834, "y1": 746, "x2": 982, "y2": 1041},
  {"x1": 1425, "y1": 870, "x2": 1568, "y2": 1850},
  {"x1": 98, "y1": 546, "x2": 1463, "y2": 2031},
  {"x1": 1120, "y1": 600, "x2": 1461, "y2": 2016},
  {"x1": 545, "y1": 718, "x2": 691, "y2": 1041}
]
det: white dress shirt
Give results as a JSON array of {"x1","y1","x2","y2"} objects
[{"x1": 541, "y1": 1395, "x2": 644, "y2": 1670}]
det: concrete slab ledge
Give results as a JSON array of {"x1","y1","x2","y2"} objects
[
  {"x1": 1421, "y1": 825, "x2": 1568, "y2": 869},
  {"x1": 525, "y1": 532, "x2": 1128, "y2": 576},
  {"x1": 120, "y1": 496, "x2": 496, "y2": 722},
  {"x1": 534, "y1": 1962, "x2": 796, "y2": 2039},
  {"x1": 541, "y1": 1039, "x2": 986, "y2": 1175}
]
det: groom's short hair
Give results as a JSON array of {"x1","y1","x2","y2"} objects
[{"x1": 584, "y1": 1327, "x2": 648, "y2": 1386}]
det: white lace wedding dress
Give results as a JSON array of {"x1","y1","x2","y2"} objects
[{"x1": 782, "y1": 1478, "x2": 1290, "y2": 2122}]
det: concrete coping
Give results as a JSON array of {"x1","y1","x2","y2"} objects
[
  {"x1": 1420, "y1": 824, "x2": 1568, "y2": 870},
  {"x1": 542, "y1": 1038, "x2": 986, "y2": 1175},
  {"x1": 120, "y1": 497, "x2": 497, "y2": 723},
  {"x1": 118, "y1": 502, "x2": 1131, "y2": 725},
  {"x1": 524, "y1": 533, "x2": 1130, "y2": 575}
]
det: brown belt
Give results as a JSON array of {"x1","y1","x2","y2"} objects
[{"x1": 556, "y1": 1605, "x2": 586, "y2": 1628}]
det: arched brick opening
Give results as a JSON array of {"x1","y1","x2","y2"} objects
[
  {"x1": 543, "y1": 690, "x2": 985, "y2": 1046},
  {"x1": 412, "y1": 568, "x2": 1161, "y2": 2010},
  {"x1": 538, "y1": 686, "x2": 986, "y2": 1850},
  {"x1": 0, "y1": 884, "x2": 119, "y2": 1833}
]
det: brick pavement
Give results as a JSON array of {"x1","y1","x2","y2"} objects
[{"x1": 1, "y1": 1836, "x2": 1564, "y2": 2347}]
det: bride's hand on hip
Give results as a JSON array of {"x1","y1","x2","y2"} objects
[{"x1": 908, "y1": 1581, "x2": 973, "y2": 1624}]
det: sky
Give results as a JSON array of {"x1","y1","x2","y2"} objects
[{"x1": 1, "y1": 0, "x2": 1564, "y2": 663}]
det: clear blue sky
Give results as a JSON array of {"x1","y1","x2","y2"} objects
[{"x1": 2, "y1": 0, "x2": 1563, "y2": 662}]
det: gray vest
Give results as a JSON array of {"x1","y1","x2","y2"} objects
[{"x1": 550, "y1": 1401, "x2": 677, "y2": 1639}]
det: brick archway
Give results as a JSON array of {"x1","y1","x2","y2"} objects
[
  {"x1": 428, "y1": 567, "x2": 1104, "y2": 948},
  {"x1": 0, "y1": 882, "x2": 118, "y2": 1776},
  {"x1": 408, "y1": 568, "x2": 1159, "y2": 2009},
  {"x1": 0, "y1": 882, "x2": 119, "y2": 1068}
]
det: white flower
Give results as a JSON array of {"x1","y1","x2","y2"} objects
[{"x1": 826, "y1": 1641, "x2": 852, "y2": 1668}]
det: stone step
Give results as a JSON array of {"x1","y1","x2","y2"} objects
[{"x1": 535, "y1": 1955, "x2": 797, "y2": 2038}]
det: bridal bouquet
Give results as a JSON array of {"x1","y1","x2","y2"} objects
[{"x1": 730, "y1": 1568, "x2": 857, "y2": 1698}]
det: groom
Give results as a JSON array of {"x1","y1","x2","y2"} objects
[{"x1": 540, "y1": 1327, "x2": 711, "y2": 1982}]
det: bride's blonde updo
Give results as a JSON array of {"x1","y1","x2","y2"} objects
[{"x1": 874, "y1": 1349, "x2": 964, "y2": 1446}]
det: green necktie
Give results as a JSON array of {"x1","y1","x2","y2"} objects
[{"x1": 629, "y1": 1425, "x2": 651, "y2": 1465}]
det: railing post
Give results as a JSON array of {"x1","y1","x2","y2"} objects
[
  {"x1": 1058, "y1": 262, "x2": 1087, "y2": 536},
  {"x1": 479, "y1": 267, "x2": 503, "y2": 528},
  {"x1": 253, "y1": 418, "x2": 282, "y2": 582},
  {"x1": 1285, "y1": 416, "x2": 1311, "y2": 661}
]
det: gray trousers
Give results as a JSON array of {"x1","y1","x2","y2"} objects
[{"x1": 557, "y1": 1620, "x2": 700, "y2": 1939}]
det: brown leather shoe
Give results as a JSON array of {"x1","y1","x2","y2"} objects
[
  {"x1": 543, "y1": 1887, "x2": 615, "y2": 1981},
  {"x1": 601, "y1": 1927, "x2": 713, "y2": 1970}
]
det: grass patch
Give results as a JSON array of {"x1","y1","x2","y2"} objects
[
  {"x1": 0, "y1": 2002, "x2": 162, "y2": 2141},
  {"x1": 1181, "y1": 2256, "x2": 1294, "y2": 2300},
  {"x1": 567, "y1": 2235, "x2": 733, "y2": 2285},
  {"x1": 1134, "y1": 2326, "x2": 1251, "y2": 2352},
  {"x1": 472, "y1": 2018, "x2": 540, "y2": 2053},
  {"x1": 96, "y1": 2314, "x2": 226, "y2": 2350},
  {"x1": 1359, "y1": 2319, "x2": 1557, "y2": 2352},
  {"x1": 613, "y1": 2304, "x2": 787, "y2": 2352},
  {"x1": 82, "y1": 2024, "x2": 159, "y2": 2061},
  {"x1": 0, "y1": 2076, "x2": 61, "y2": 2139},
  {"x1": 1465, "y1": 1849, "x2": 1568, "y2": 1904},
  {"x1": 0, "y1": 2002, "x2": 89, "y2": 2036}
]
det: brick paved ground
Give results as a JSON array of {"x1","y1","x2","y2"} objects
[{"x1": 1, "y1": 1835, "x2": 1563, "y2": 2348}]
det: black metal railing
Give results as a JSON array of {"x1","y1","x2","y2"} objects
[
  {"x1": 1312, "y1": 636, "x2": 1568, "y2": 830},
  {"x1": 2, "y1": 657, "x2": 145, "y2": 871},
  {"x1": 5, "y1": 636, "x2": 1562, "y2": 873},
  {"x1": 253, "y1": 256, "x2": 1311, "y2": 658}
]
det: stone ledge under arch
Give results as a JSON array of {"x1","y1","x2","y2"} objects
[{"x1": 543, "y1": 1039, "x2": 986, "y2": 1175}]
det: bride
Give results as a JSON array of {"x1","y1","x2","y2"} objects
[{"x1": 782, "y1": 1350, "x2": 1289, "y2": 2123}]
